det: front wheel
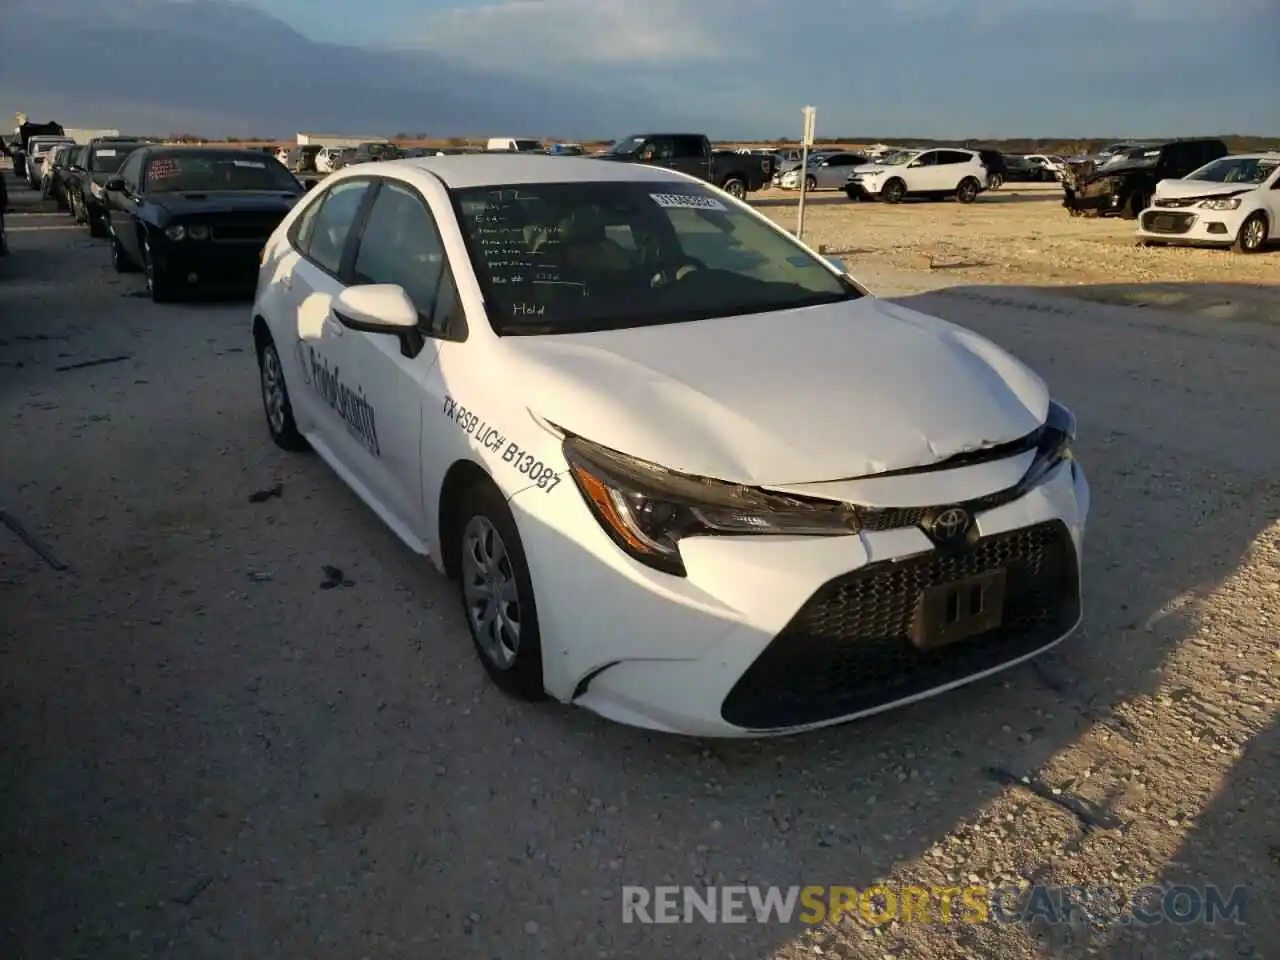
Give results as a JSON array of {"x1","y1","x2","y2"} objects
[
  {"x1": 1233, "y1": 212, "x2": 1269, "y2": 254},
  {"x1": 987, "y1": 173, "x2": 1004, "y2": 191},
  {"x1": 456, "y1": 483, "x2": 546, "y2": 700},
  {"x1": 880, "y1": 178, "x2": 906, "y2": 203},
  {"x1": 805, "y1": 175, "x2": 817, "y2": 192},
  {"x1": 142, "y1": 236, "x2": 179, "y2": 302},
  {"x1": 956, "y1": 178, "x2": 980, "y2": 203},
  {"x1": 110, "y1": 235, "x2": 138, "y2": 273}
]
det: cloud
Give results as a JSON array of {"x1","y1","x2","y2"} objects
[{"x1": 414, "y1": 0, "x2": 755, "y2": 66}]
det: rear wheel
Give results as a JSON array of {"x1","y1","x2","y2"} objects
[
  {"x1": 1233, "y1": 212, "x2": 1269, "y2": 253},
  {"x1": 956, "y1": 178, "x2": 980, "y2": 203},
  {"x1": 258, "y1": 336, "x2": 307, "y2": 450},
  {"x1": 455, "y1": 482, "x2": 546, "y2": 700},
  {"x1": 720, "y1": 177, "x2": 747, "y2": 200}
]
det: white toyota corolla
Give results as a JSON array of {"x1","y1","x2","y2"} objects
[{"x1": 252, "y1": 155, "x2": 1090, "y2": 737}]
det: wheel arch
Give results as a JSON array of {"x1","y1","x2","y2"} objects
[
  {"x1": 252, "y1": 315, "x2": 272, "y2": 354},
  {"x1": 438, "y1": 458, "x2": 503, "y2": 580}
]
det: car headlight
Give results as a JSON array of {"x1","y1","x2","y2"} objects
[
  {"x1": 1017, "y1": 400, "x2": 1076, "y2": 491},
  {"x1": 165, "y1": 224, "x2": 186, "y2": 241},
  {"x1": 187, "y1": 224, "x2": 209, "y2": 240},
  {"x1": 1198, "y1": 197, "x2": 1241, "y2": 210},
  {"x1": 563, "y1": 436, "x2": 857, "y2": 576}
]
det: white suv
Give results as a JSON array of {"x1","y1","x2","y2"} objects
[{"x1": 845, "y1": 148, "x2": 988, "y2": 204}]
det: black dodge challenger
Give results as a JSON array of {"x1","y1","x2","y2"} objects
[{"x1": 103, "y1": 146, "x2": 304, "y2": 301}]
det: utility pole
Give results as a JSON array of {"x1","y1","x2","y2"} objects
[{"x1": 797, "y1": 106, "x2": 816, "y2": 241}]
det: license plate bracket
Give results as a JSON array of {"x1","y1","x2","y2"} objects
[{"x1": 910, "y1": 568, "x2": 1007, "y2": 651}]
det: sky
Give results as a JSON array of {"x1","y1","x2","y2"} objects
[{"x1": 231, "y1": 0, "x2": 1280, "y2": 138}]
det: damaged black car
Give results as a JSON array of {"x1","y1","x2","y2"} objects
[{"x1": 1062, "y1": 138, "x2": 1227, "y2": 219}]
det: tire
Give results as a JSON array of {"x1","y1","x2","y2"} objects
[
  {"x1": 720, "y1": 177, "x2": 747, "y2": 200},
  {"x1": 988, "y1": 173, "x2": 1004, "y2": 191},
  {"x1": 845, "y1": 187, "x2": 860, "y2": 201},
  {"x1": 956, "y1": 178, "x2": 980, "y2": 204},
  {"x1": 880, "y1": 178, "x2": 906, "y2": 203},
  {"x1": 87, "y1": 210, "x2": 109, "y2": 238},
  {"x1": 141, "y1": 236, "x2": 178, "y2": 302},
  {"x1": 110, "y1": 235, "x2": 138, "y2": 273},
  {"x1": 455, "y1": 482, "x2": 545, "y2": 700},
  {"x1": 1232, "y1": 212, "x2": 1269, "y2": 254},
  {"x1": 257, "y1": 336, "x2": 308, "y2": 451},
  {"x1": 1120, "y1": 192, "x2": 1144, "y2": 221},
  {"x1": 804, "y1": 175, "x2": 817, "y2": 192}
]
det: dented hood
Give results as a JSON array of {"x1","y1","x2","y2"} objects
[
  {"x1": 499, "y1": 298, "x2": 1049, "y2": 485},
  {"x1": 1154, "y1": 178, "x2": 1254, "y2": 202}
]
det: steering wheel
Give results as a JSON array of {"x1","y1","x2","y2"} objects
[{"x1": 649, "y1": 256, "x2": 706, "y2": 288}]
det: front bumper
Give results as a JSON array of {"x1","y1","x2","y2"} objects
[
  {"x1": 153, "y1": 240, "x2": 263, "y2": 287},
  {"x1": 1062, "y1": 185, "x2": 1123, "y2": 213},
  {"x1": 511, "y1": 457, "x2": 1090, "y2": 737},
  {"x1": 1135, "y1": 206, "x2": 1243, "y2": 245}
]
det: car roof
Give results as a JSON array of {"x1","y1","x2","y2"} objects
[{"x1": 373, "y1": 154, "x2": 702, "y2": 189}]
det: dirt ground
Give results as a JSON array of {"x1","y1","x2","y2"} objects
[
  {"x1": 754, "y1": 181, "x2": 1280, "y2": 288},
  {"x1": 1, "y1": 171, "x2": 1278, "y2": 960}
]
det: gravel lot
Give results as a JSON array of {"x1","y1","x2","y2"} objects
[{"x1": 1, "y1": 171, "x2": 1277, "y2": 960}]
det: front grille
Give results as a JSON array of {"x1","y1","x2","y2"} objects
[
  {"x1": 210, "y1": 223, "x2": 276, "y2": 242},
  {"x1": 720, "y1": 520, "x2": 1079, "y2": 729},
  {"x1": 859, "y1": 484, "x2": 1024, "y2": 533},
  {"x1": 1141, "y1": 211, "x2": 1195, "y2": 235},
  {"x1": 1154, "y1": 197, "x2": 1197, "y2": 208}
]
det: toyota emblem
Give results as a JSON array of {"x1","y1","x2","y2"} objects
[{"x1": 928, "y1": 507, "x2": 972, "y2": 543}]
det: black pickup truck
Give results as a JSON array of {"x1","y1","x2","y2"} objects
[{"x1": 593, "y1": 133, "x2": 774, "y2": 199}]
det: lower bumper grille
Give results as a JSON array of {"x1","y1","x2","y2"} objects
[
  {"x1": 1141, "y1": 211, "x2": 1195, "y2": 235},
  {"x1": 720, "y1": 520, "x2": 1080, "y2": 729}
]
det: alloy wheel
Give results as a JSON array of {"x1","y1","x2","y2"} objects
[{"x1": 460, "y1": 515, "x2": 521, "y2": 669}]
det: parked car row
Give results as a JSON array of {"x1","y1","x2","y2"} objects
[{"x1": 45, "y1": 140, "x2": 305, "y2": 298}]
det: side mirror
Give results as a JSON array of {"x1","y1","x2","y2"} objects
[
  {"x1": 826, "y1": 256, "x2": 847, "y2": 274},
  {"x1": 104, "y1": 177, "x2": 126, "y2": 192},
  {"x1": 332, "y1": 284, "x2": 424, "y2": 358}
]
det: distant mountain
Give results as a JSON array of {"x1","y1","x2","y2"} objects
[{"x1": 0, "y1": 0, "x2": 679, "y2": 139}]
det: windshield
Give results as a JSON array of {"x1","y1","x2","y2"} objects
[
  {"x1": 31, "y1": 140, "x2": 72, "y2": 158},
  {"x1": 143, "y1": 152, "x2": 300, "y2": 192},
  {"x1": 90, "y1": 144, "x2": 142, "y2": 173},
  {"x1": 606, "y1": 136, "x2": 645, "y2": 156},
  {"x1": 1187, "y1": 156, "x2": 1279, "y2": 185},
  {"x1": 875, "y1": 152, "x2": 916, "y2": 165},
  {"x1": 515, "y1": 139, "x2": 542, "y2": 152},
  {"x1": 451, "y1": 181, "x2": 862, "y2": 335}
]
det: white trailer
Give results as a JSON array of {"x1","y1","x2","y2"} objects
[{"x1": 296, "y1": 132, "x2": 389, "y2": 148}]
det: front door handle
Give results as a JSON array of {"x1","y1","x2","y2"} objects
[
  {"x1": 324, "y1": 313, "x2": 344, "y2": 336},
  {"x1": 279, "y1": 273, "x2": 292, "y2": 290}
]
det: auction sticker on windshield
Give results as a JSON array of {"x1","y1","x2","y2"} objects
[
  {"x1": 650, "y1": 193, "x2": 727, "y2": 211},
  {"x1": 97, "y1": 150, "x2": 117, "y2": 157},
  {"x1": 234, "y1": 160, "x2": 266, "y2": 168}
]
